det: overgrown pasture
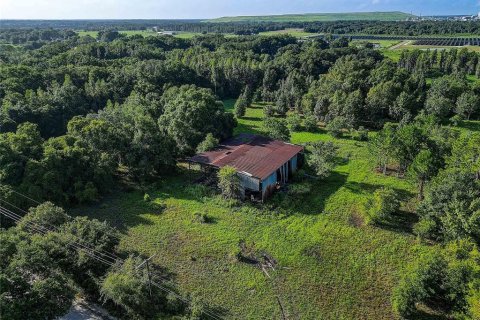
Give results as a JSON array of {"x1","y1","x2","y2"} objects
[{"x1": 69, "y1": 102, "x2": 467, "y2": 319}]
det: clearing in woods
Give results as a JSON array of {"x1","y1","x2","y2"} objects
[
  {"x1": 76, "y1": 30, "x2": 205, "y2": 39},
  {"x1": 72, "y1": 98, "x2": 479, "y2": 319}
]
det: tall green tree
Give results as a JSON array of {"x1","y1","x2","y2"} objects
[
  {"x1": 408, "y1": 149, "x2": 438, "y2": 200},
  {"x1": 159, "y1": 85, "x2": 235, "y2": 155},
  {"x1": 455, "y1": 91, "x2": 479, "y2": 120},
  {"x1": 263, "y1": 117, "x2": 290, "y2": 141},
  {"x1": 307, "y1": 141, "x2": 338, "y2": 179}
]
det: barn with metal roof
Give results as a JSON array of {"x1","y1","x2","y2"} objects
[{"x1": 188, "y1": 134, "x2": 303, "y2": 201}]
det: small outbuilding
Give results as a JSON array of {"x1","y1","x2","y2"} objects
[
  {"x1": 157, "y1": 31, "x2": 177, "y2": 35},
  {"x1": 188, "y1": 134, "x2": 303, "y2": 201}
]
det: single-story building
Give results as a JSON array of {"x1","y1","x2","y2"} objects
[
  {"x1": 188, "y1": 134, "x2": 304, "y2": 201},
  {"x1": 157, "y1": 31, "x2": 177, "y2": 36}
]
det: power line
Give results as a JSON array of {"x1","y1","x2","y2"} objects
[
  {"x1": 5, "y1": 187, "x2": 41, "y2": 205},
  {"x1": 0, "y1": 189, "x2": 179, "y2": 284},
  {"x1": 0, "y1": 205, "x2": 225, "y2": 320},
  {"x1": 0, "y1": 200, "x2": 121, "y2": 262},
  {"x1": 0, "y1": 206, "x2": 118, "y2": 266},
  {"x1": 0, "y1": 207, "x2": 117, "y2": 266},
  {"x1": 1, "y1": 186, "x2": 228, "y2": 319},
  {"x1": 1, "y1": 185, "x2": 123, "y2": 242},
  {"x1": 0, "y1": 186, "x2": 189, "y2": 285}
]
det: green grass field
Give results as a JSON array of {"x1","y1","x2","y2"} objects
[
  {"x1": 391, "y1": 43, "x2": 480, "y2": 52},
  {"x1": 77, "y1": 30, "x2": 100, "y2": 37},
  {"x1": 72, "y1": 99, "x2": 479, "y2": 319},
  {"x1": 173, "y1": 32, "x2": 202, "y2": 39},
  {"x1": 351, "y1": 39, "x2": 401, "y2": 49},
  {"x1": 77, "y1": 30, "x2": 156, "y2": 38},
  {"x1": 259, "y1": 28, "x2": 320, "y2": 38},
  {"x1": 206, "y1": 11, "x2": 415, "y2": 23},
  {"x1": 76, "y1": 30, "x2": 205, "y2": 39}
]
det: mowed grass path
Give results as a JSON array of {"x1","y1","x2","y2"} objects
[{"x1": 74, "y1": 101, "x2": 440, "y2": 319}]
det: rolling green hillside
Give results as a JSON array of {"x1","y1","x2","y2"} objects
[{"x1": 205, "y1": 11, "x2": 415, "y2": 23}]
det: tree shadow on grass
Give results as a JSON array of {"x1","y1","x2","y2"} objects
[
  {"x1": 344, "y1": 181, "x2": 417, "y2": 235},
  {"x1": 234, "y1": 122, "x2": 265, "y2": 136},
  {"x1": 410, "y1": 310, "x2": 450, "y2": 320},
  {"x1": 270, "y1": 171, "x2": 349, "y2": 216},
  {"x1": 344, "y1": 181, "x2": 413, "y2": 200},
  {"x1": 304, "y1": 127, "x2": 329, "y2": 136},
  {"x1": 70, "y1": 195, "x2": 156, "y2": 233},
  {"x1": 456, "y1": 120, "x2": 480, "y2": 132},
  {"x1": 240, "y1": 116, "x2": 262, "y2": 122},
  {"x1": 376, "y1": 210, "x2": 419, "y2": 235}
]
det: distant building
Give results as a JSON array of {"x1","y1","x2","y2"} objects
[
  {"x1": 157, "y1": 31, "x2": 176, "y2": 36},
  {"x1": 188, "y1": 134, "x2": 304, "y2": 201}
]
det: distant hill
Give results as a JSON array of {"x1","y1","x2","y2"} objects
[{"x1": 205, "y1": 11, "x2": 416, "y2": 23}]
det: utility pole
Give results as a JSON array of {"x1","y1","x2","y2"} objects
[
  {"x1": 136, "y1": 254, "x2": 157, "y2": 298},
  {"x1": 146, "y1": 258, "x2": 152, "y2": 298}
]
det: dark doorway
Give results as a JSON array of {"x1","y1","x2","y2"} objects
[{"x1": 288, "y1": 160, "x2": 292, "y2": 180}]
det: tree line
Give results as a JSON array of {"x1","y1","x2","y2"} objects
[
  {"x1": 3, "y1": 19, "x2": 480, "y2": 37},
  {"x1": 304, "y1": 20, "x2": 480, "y2": 36},
  {"x1": 368, "y1": 116, "x2": 480, "y2": 319}
]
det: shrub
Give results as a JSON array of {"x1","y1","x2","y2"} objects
[
  {"x1": 392, "y1": 249, "x2": 477, "y2": 319},
  {"x1": 287, "y1": 182, "x2": 311, "y2": 196},
  {"x1": 263, "y1": 117, "x2": 290, "y2": 141},
  {"x1": 186, "y1": 294, "x2": 206, "y2": 320},
  {"x1": 413, "y1": 218, "x2": 437, "y2": 240},
  {"x1": 143, "y1": 193, "x2": 151, "y2": 202},
  {"x1": 303, "y1": 114, "x2": 318, "y2": 132},
  {"x1": 326, "y1": 117, "x2": 347, "y2": 138},
  {"x1": 218, "y1": 166, "x2": 241, "y2": 200},
  {"x1": 234, "y1": 96, "x2": 248, "y2": 118},
  {"x1": 307, "y1": 141, "x2": 338, "y2": 179},
  {"x1": 449, "y1": 114, "x2": 463, "y2": 127},
  {"x1": 365, "y1": 187, "x2": 399, "y2": 224},
  {"x1": 286, "y1": 113, "x2": 302, "y2": 132},
  {"x1": 353, "y1": 126, "x2": 369, "y2": 141},
  {"x1": 263, "y1": 105, "x2": 274, "y2": 117},
  {"x1": 100, "y1": 257, "x2": 168, "y2": 318},
  {"x1": 193, "y1": 212, "x2": 212, "y2": 224},
  {"x1": 147, "y1": 201, "x2": 166, "y2": 213},
  {"x1": 196, "y1": 133, "x2": 219, "y2": 153},
  {"x1": 75, "y1": 181, "x2": 99, "y2": 204}
]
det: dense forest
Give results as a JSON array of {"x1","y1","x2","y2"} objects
[
  {"x1": 1, "y1": 31, "x2": 480, "y2": 204},
  {"x1": 1, "y1": 29, "x2": 480, "y2": 319}
]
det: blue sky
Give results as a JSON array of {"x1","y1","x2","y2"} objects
[{"x1": 1, "y1": 0, "x2": 479, "y2": 19}]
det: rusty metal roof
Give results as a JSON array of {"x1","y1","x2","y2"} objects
[{"x1": 188, "y1": 134, "x2": 303, "y2": 180}]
